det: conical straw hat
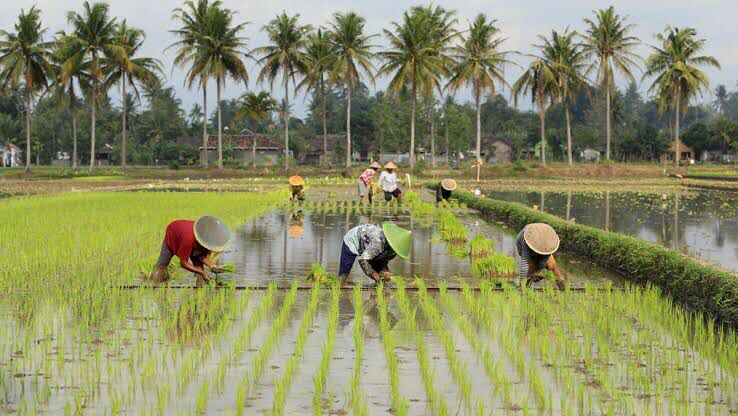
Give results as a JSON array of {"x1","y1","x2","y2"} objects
[
  {"x1": 384, "y1": 161, "x2": 398, "y2": 170},
  {"x1": 382, "y1": 223, "x2": 411, "y2": 259},
  {"x1": 523, "y1": 223, "x2": 560, "y2": 255},
  {"x1": 194, "y1": 216, "x2": 232, "y2": 252},
  {"x1": 288, "y1": 175, "x2": 304, "y2": 186},
  {"x1": 369, "y1": 161, "x2": 381, "y2": 169},
  {"x1": 288, "y1": 225, "x2": 304, "y2": 238},
  {"x1": 441, "y1": 178, "x2": 457, "y2": 191}
]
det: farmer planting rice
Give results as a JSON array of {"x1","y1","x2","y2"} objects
[
  {"x1": 378, "y1": 161, "x2": 402, "y2": 202},
  {"x1": 358, "y1": 161, "x2": 381, "y2": 203},
  {"x1": 152, "y1": 216, "x2": 232, "y2": 287},
  {"x1": 515, "y1": 223, "x2": 566, "y2": 289},
  {"x1": 436, "y1": 178, "x2": 457, "y2": 204},
  {"x1": 289, "y1": 175, "x2": 306, "y2": 201},
  {"x1": 339, "y1": 223, "x2": 411, "y2": 284}
]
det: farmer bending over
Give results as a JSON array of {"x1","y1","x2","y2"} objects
[
  {"x1": 436, "y1": 178, "x2": 457, "y2": 204},
  {"x1": 515, "y1": 223, "x2": 566, "y2": 289},
  {"x1": 152, "y1": 216, "x2": 232, "y2": 287},
  {"x1": 289, "y1": 175, "x2": 305, "y2": 201},
  {"x1": 358, "y1": 161, "x2": 381, "y2": 203},
  {"x1": 339, "y1": 223, "x2": 411, "y2": 284}
]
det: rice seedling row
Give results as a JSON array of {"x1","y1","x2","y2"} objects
[{"x1": 312, "y1": 283, "x2": 340, "y2": 415}]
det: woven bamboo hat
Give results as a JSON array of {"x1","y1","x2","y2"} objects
[
  {"x1": 194, "y1": 216, "x2": 231, "y2": 252},
  {"x1": 288, "y1": 175, "x2": 304, "y2": 186},
  {"x1": 369, "y1": 161, "x2": 381, "y2": 169},
  {"x1": 441, "y1": 178, "x2": 457, "y2": 191},
  {"x1": 523, "y1": 223, "x2": 560, "y2": 255},
  {"x1": 384, "y1": 161, "x2": 398, "y2": 170},
  {"x1": 288, "y1": 225, "x2": 304, "y2": 238}
]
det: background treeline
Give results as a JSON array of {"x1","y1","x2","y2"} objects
[{"x1": 0, "y1": 1, "x2": 731, "y2": 170}]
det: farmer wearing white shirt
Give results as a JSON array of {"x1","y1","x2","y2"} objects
[{"x1": 378, "y1": 161, "x2": 402, "y2": 202}]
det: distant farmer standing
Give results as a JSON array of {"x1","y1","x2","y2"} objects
[
  {"x1": 289, "y1": 175, "x2": 305, "y2": 201},
  {"x1": 152, "y1": 216, "x2": 232, "y2": 287},
  {"x1": 515, "y1": 223, "x2": 566, "y2": 289},
  {"x1": 358, "y1": 161, "x2": 381, "y2": 203},
  {"x1": 378, "y1": 162, "x2": 402, "y2": 202},
  {"x1": 339, "y1": 223, "x2": 411, "y2": 284},
  {"x1": 436, "y1": 178, "x2": 457, "y2": 204}
]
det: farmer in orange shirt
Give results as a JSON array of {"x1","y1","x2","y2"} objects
[{"x1": 151, "y1": 216, "x2": 232, "y2": 286}]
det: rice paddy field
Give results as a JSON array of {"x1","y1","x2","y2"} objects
[{"x1": 0, "y1": 187, "x2": 737, "y2": 415}]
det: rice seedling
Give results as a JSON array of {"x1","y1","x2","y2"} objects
[
  {"x1": 376, "y1": 283, "x2": 409, "y2": 416},
  {"x1": 312, "y1": 282, "x2": 340, "y2": 415},
  {"x1": 350, "y1": 284, "x2": 369, "y2": 416},
  {"x1": 305, "y1": 262, "x2": 336, "y2": 285},
  {"x1": 469, "y1": 233, "x2": 495, "y2": 258},
  {"x1": 471, "y1": 253, "x2": 517, "y2": 279},
  {"x1": 437, "y1": 210, "x2": 468, "y2": 244}
]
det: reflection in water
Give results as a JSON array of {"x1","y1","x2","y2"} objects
[{"x1": 486, "y1": 189, "x2": 738, "y2": 271}]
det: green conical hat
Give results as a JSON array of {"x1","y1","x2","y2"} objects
[
  {"x1": 194, "y1": 216, "x2": 232, "y2": 252},
  {"x1": 382, "y1": 223, "x2": 411, "y2": 259}
]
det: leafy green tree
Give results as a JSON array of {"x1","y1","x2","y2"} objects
[
  {"x1": 582, "y1": 6, "x2": 640, "y2": 161},
  {"x1": 236, "y1": 91, "x2": 277, "y2": 131},
  {"x1": 512, "y1": 57, "x2": 558, "y2": 165},
  {"x1": 539, "y1": 29, "x2": 587, "y2": 165},
  {"x1": 643, "y1": 27, "x2": 720, "y2": 166},
  {"x1": 714, "y1": 84, "x2": 728, "y2": 116},
  {"x1": 52, "y1": 33, "x2": 89, "y2": 168},
  {"x1": 255, "y1": 12, "x2": 311, "y2": 170},
  {"x1": 447, "y1": 13, "x2": 512, "y2": 165},
  {"x1": 327, "y1": 12, "x2": 375, "y2": 167},
  {"x1": 709, "y1": 116, "x2": 738, "y2": 154},
  {"x1": 378, "y1": 7, "x2": 451, "y2": 167},
  {"x1": 105, "y1": 20, "x2": 161, "y2": 168},
  {"x1": 297, "y1": 29, "x2": 333, "y2": 166},
  {"x1": 0, "y1": 5, "x2": 54, "y2": 171}
]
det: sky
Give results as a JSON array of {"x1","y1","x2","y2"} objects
[{"x1": 2, "y1": 0, "x2": 737, "y2": 118}]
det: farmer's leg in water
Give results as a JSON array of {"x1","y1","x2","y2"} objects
[
  {"x1": 338, "y1": 242, "x2": 358, "y2": 283},
  {"x1": 152, "y1": 241, "x2": 174, "y2": 284}
]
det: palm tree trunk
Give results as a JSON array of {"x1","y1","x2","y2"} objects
[
  {"x1": 217, "y1": 78, "x2": 223, "y2": 169},
  {"x1": 72, "y1": 109, "x2": 78, "y2": 169},
  {"x1": 201, "y1": 86, "x2": 208, "y2": 168},
  {"x1": 565, "y1": 102, "x2": 573, "y2": 166},
  {"x1": 430, "y1": 103, "x2": 436, "y2": 167},
  {"x1": 410, "y1": 82, "x2": 416, "y2": 168},
  {"x1": 321, "y1": 77, "x2": 328, "y2": 167},
  {"x1": 674, "y1": 86, "x2": 681, "y2": 167},
  {"x1": 445, "y1": 101, "x2": 449, "y2": 165},
  {"x1": 475, "y1": 87, "x2": 481, "y2": 164},
  {"x1": 346, "y1": 83, "x2": 352, "y2": 168},
  {"x1": 605, "y1": 83, "x2": 611, "y2": 161},
  {"x1": 252, "y1": 137, "x2": 256, "y2": 167},
  {"x1": 25, "y1": 90, "x2": 31, "y2": 172},
  {"x1": 90, "y1": 84, "x2": 97, "y2": 171},
  {"x1": 284, "y1": 68, "x2": 290, "y2": 170},
  {"x1": 539, "y1": 97, "x2": 546, "y2": 167},
  {"x1": 121, "y1": 76, "x2": 127, "y2": 169}
]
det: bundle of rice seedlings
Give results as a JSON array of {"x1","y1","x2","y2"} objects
[
  {"x1": 472, "y1": 254, "x2": 517, "y2": 279},
  {"x1": 470, "y1": 234, "x2": 495, "y2": 258},
  {"x1": 215, "y1": 263, "x2": 236, "y2": 274}
]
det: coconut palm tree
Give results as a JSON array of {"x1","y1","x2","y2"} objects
[
  {"x1": 539, "y1": 29, "x2": 587, "y2": 166},
  {"x1": 169, "y1": 0, "x2": 219, "y2": 168},
  {"x1": 643, "y1": 27, "x2": 719, "y2": 167},
  {"x1": 512, "y1": 57, "x2": 558, "y2": 166},
  {"x1": 327, "y1": 12, "x2": 376, "y2": 168},
  {"x1": 254, "y1": 12, "x2": 312, "y2": 170},
  {"x1": 296, "y1": 29, "x2": 334, "y2": 166},
  {"x1": 447, "y1": 13, "x2": 512, "y2": 165},
  {"x1": 236, "y1": 90, "x2": 278, "y2": 165},
  {"x1": 105, "y1": 20, "x2": 162, "y2": 169},
  {"x1": 378, "y1": 7, "x2": 451, "y2": 168},
  {"x1": 0, "y1": 6, "x2": 54, "y2": 172},
  {"x1": 65, "y1": 1, "x2": 117, "y2": 170},
  {"x1": 582, "y1": 6, "x2": 640, "y2": 162}
]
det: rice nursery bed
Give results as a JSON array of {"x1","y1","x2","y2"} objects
[{"x1": 0, "y1": 190, "x2": 736, "y2": 414}]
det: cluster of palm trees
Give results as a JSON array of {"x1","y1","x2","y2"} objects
[
  {"x1": 0, "y1": 2, "x2": 161, "y2": 171},
  {"x1": 0, "y1": 2, "x2": 722, "y2": 172}
]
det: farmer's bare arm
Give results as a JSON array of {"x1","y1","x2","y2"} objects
[
  {"x1": 180, "y1": 259, "x2": 209, "y2": 281},
  {"x1": 546, "y1": 256, "x2": 566, "y2": 289},
  {"x1": 200, "y1": 256, "x2": 222, "y2": 272}
]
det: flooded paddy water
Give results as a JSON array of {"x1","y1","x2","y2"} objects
[
  {"x1": 486, "y1": 188, "x2": 738, "y2": 272},
  {"x1": 1, "y1": 190, "x2": 737, "y2": 415}
]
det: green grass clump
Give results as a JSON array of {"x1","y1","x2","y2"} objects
[
  {"x1": 469, "y1": 234, "x2": 495, "y2": 258},
  {"x1": 306, "y1": 262, "x2": 336, "y2": 285},
  {"x1": 438, "y1": 210, "x2": 468, "y2": 244},
  {"x1": 472, "y1": 254, "x2": 517, "y2": 279}
]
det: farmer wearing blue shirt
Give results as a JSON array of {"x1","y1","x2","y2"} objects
[
  {"x1": 515, "y1": 223, "x2": 566, "y2": 289},
  {"x1": 339, "y1": 223, "x2": 411, "y2": 284}
]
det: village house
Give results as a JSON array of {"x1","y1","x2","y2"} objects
[
  {"x1": 479, "y1": 138, "x2": 513, "y2": 164},
  {"x1": 199, "y1": 131, "x2": 287, "y2": 167},
  {"x1": 661, "y1": 138, "x2": 695, "y2": 163}
]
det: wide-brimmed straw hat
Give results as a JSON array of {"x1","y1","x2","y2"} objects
[
  {"x1": 382, "y1": 223, "x2": 411, "y2": 259},
  {"x1": 369, "y1": 161, "x2": 382, "y2": 169},
  {"x1": 194, "y1": 216, "x2": 232, "y2": 252},
  {"x1": 384, "y1": 161, "x2": 398, "y2": 170},
  {"x1": 288, "y1": 175, "x2": 304, "y2": 186},
  {"x1": 441, "y1": 178, "x2": 457, "y2": 191},
  {"x1": 288, "y1": 225, "x2": 304, "y2": 238},
  {"x1": 523, "y1": 223, "x2": 560, "y2": 255}
]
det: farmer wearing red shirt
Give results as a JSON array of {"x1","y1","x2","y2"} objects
[
  {"x1": 151, "y1": 216, "x2": 232, "y2": 286},
  {"x1": 357, "y1": 161, "x2": 381, "y2": 203}
]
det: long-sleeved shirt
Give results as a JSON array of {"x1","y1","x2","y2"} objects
[
  {"x1": 515, "y1": 226, "x2": 550, "y2": 279},
  {"x1": 436, "y1": 186, "x2": 452, "y2": 203},
  {"x1": 378, "y1": 171, "x2": 398, "y2": 192},
  {"x1": 359, "y1": 168, "x2": 376, "y2": 185},
  {"x1": 343, "y1": 224, "x2": 395, "y2": 276}
]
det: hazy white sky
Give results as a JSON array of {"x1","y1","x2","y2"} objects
[{"x1": 2, "y1": 0, "x2": 736, "y2": 116}]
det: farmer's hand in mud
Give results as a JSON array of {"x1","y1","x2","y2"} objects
[
  {"x1": 370, "y1": 272, "x2": 381, "y2": 283},
  {"x1": 380, "y1": 271, "x2": 393, "y2": 281}
]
